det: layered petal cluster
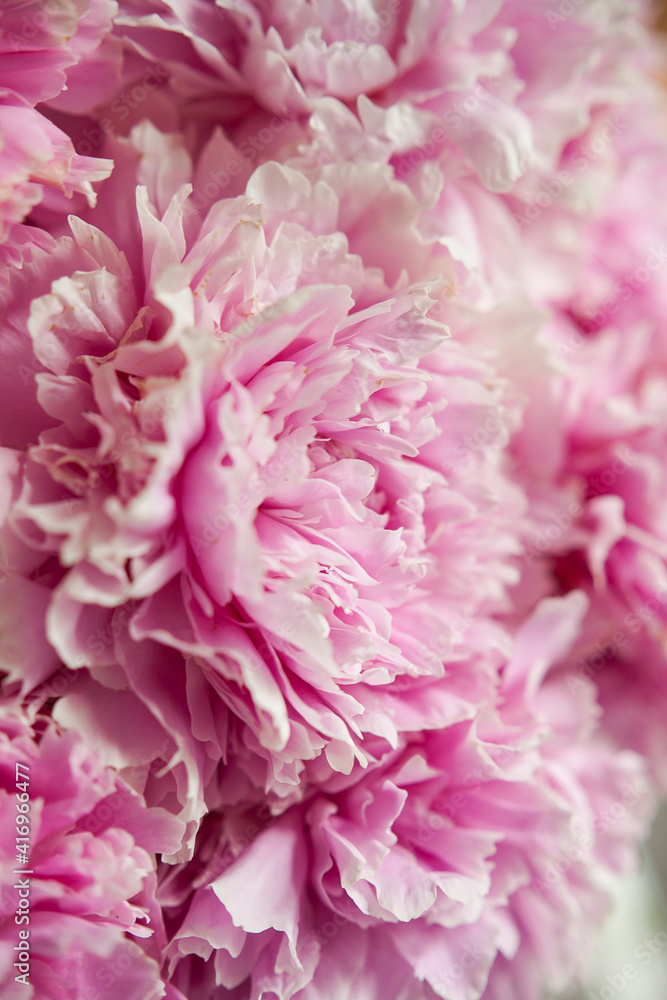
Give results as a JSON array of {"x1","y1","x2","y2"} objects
[
  {"x1": 0, "y1": 0, "x2": 115, "y2": 241},
  {"x1": 0, "y1": 2, "x2": 665, "y2": 1000},
  {"x1": 39, "y1": 0, "x2": 646, "y2": 203},
  {"x1": 508, "y1": 78, "x2": 667, "y2": 785},
  {"x1": 0, "y1": 704, "x2": 183, "y2": 1000},
  {"x1": 0, "y1": 127, "x2": 526, "y2": 820},
  {"x1": 164, "y1": 596, "x2": 651, "y2": 1000}
]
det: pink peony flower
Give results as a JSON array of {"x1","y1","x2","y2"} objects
[
  {"x1": 0, "y1": 0, "x2": 114, "y2": 240},
  {"x1": 0, "y1": 2, "x2": 665, "y2": 1000},
  {"x1": 0, "y1": 703, "x2": 183, "y2": 1000},
  {"x1": 164, "y1": 596, "x2": 652, "y2": 1000},
  {"x1": 507, "y1": 82, "x2": 667, "y2": 786},
  {"x1": 66, "y1": 0, "x2": 644, "y2": 202},
  {"x1": 0, "y1": 125, "x2": 527, "y2": 822}
]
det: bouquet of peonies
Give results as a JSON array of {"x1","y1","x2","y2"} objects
[{"x1": 1, "y1": 2, "x2": 667, "y2": 998}]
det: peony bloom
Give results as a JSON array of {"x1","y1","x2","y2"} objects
[
  {"x1": 0, "y1": 2, "x2": 665, "y2": 1000},
  {"x1": 0, "y1": 0, "x2": 114, "y2": 241},
  {"x1": 0, "y1": 703, "x2": 183, "y2": 1000},
  {"x1": 34, "y1": 0, "x2": 644, "y2": 209},
  {"x1": 508, "y1": 77, "x2": 667, "y2": 787},
  {"x1": 1, "y1": 124, "x2": 527, "y2": 822},
  {"x1": 164, "y1": 595, "x2": 652, "y2": 1000}
]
